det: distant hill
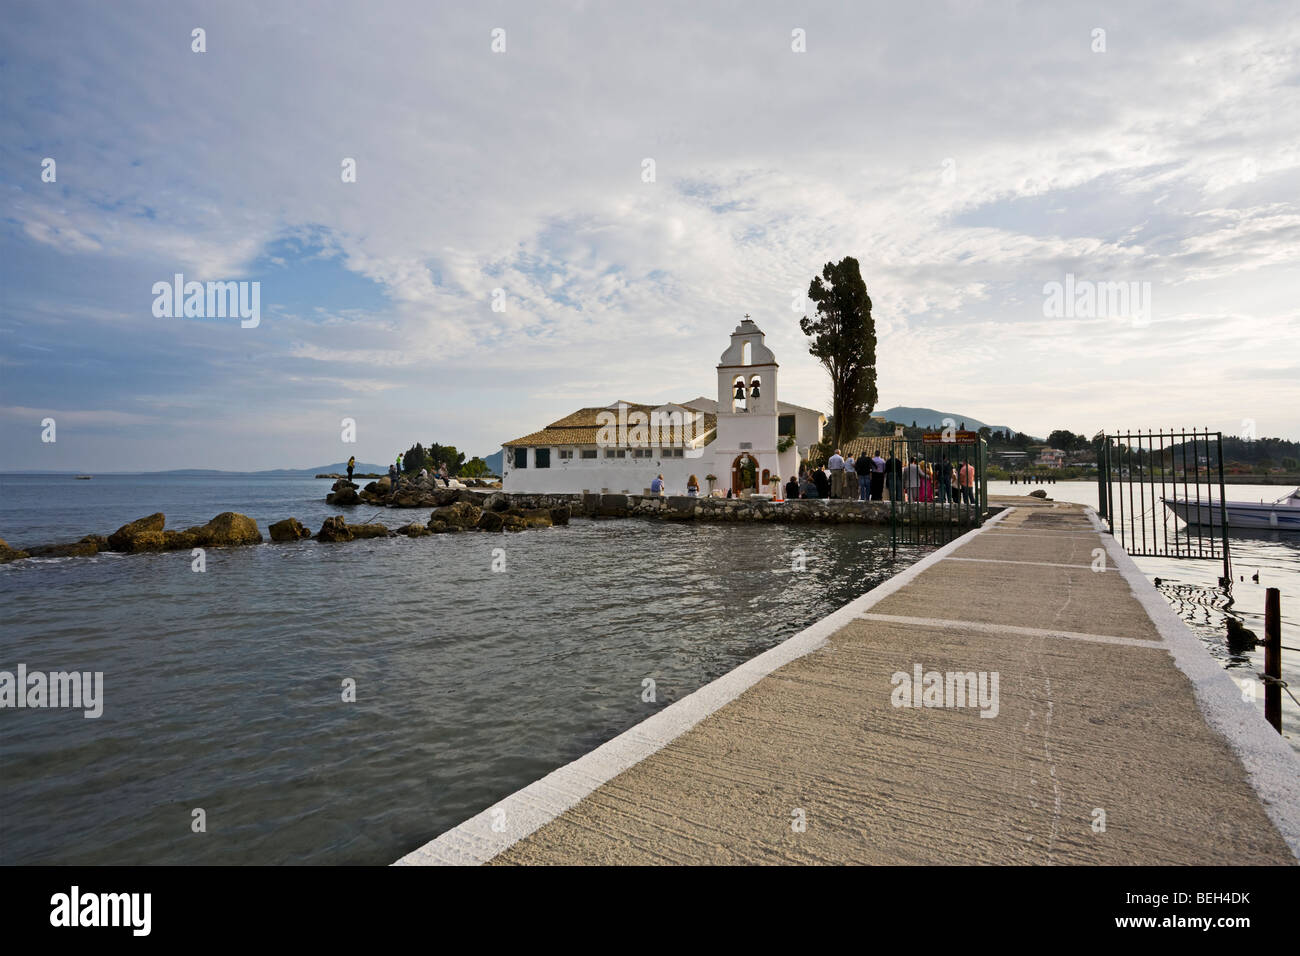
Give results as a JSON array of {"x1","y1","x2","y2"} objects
[
  {"x1": 483, "y1": 451, "x2": 503, "y2": 476},
  {"x1": 874, "y1": 406, "x2": 1020, "y2": 436}
]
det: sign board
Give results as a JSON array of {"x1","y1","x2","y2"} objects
[{"x1": 921, "y1": 431, "x2": 980, "y2": 445}]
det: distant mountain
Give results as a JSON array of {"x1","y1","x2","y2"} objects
[
  {"x1": 483, "y1": 450, "x2": 503, "y2": 476},
  {"x1": 874, "y1": 406, "x2": 1020, "y2": 436}
]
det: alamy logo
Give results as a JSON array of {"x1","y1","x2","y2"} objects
[
  {"x1": 152, "y1": 273, "x2": 261, "y2": 328},
  {"x1": 891, "y1": 664, "x2": 999, "y2": 718},
  {"x1": 50, "y1": 886, "x2": 150, "y2": 936},
  {"x1": 1042, "y1": 273, "x2": 1150, "y2": 327},
  {"x1": 0, "y1": 664, "x2": 103, "y2": 718},
  {"x1": 595, "y1": 402, "x2": 706, "y2": 457}
]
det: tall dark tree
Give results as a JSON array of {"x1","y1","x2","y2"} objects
[{"x1": 799, "y1": 257, "x2": 878, "y2": 451}]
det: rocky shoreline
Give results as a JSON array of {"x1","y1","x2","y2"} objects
[{"x1": 0, "y1": 481, "x2": 983, "y2": 567}]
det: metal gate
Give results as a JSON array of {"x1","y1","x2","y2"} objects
[
  {"x1": 1097, "y1": 429, "x2": 1231, "y2": 588},
  {"x1": 889, "y1": 434, "x2": 988, "y2": 553}
]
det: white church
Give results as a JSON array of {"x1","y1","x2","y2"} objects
[{"x1": 501, "y1": 317, "x2": 825, "y2": 496}]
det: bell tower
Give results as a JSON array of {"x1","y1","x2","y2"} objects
[{"x1": 714, "y1": 316, "x2": 780, "y2": 494}]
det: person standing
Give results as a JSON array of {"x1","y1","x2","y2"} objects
[
  {"x1": 871, "y1": 453, "x2": 886, "y2": 500},
  {"x1": 438, "y1": 462, "x2": 449, "y2": 485},
  {"x1": 843, "y1": 453, "x2": 857, "y2": 500},
  {"x1": 937, "y1": 455, "x2": 952, "y2": 503},
  {"x1": 904, "y1": 457, "x2": 921, "y2": 502},
  {"x1": 960, "y1": 459, "x2": 976, "y2": 504},
  {"x1": 813, "y1": 465, "x2": 830, "y2": 500},
  {"x1": 884, "y1": 452, "x2": 901, "y2": 500},
  {"x1": 827, "y1": 449, "x2": 845, "y2": 498},
  {"x1": 347, "y1": 455, "x2": 355, "y2": 482},
  {"x1": 856, "y1": 451, "x2": 873, "y2": 502}
]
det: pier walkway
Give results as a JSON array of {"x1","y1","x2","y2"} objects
[{"x1": 397, "y1": 498, "x2": 1300, "y2": 865}]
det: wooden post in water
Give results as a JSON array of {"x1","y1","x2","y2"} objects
[{"x1": 1264, "y1": 587, "x2": 1281, "y2": 733}]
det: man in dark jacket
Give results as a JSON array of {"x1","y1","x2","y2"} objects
[
  {"x1": 785, "y1": 475, "x2": 801, "y2": 500},
  {"x1": 812, "y1": 467, "x2": 831, "y2": 500}
]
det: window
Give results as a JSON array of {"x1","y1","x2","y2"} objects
[
  {"x1": 513, "y1": 447, "x2": 527, "y2": 469},
  {"x1": 635, "y1": 448, "x2": 653, "y2": 458},
  {"x1": 778, "y1": 414, "x2": 796, "y2": 437},
  {"x1": 605, "y1": 449, "x2": 627, "y2": 459},
  {"x1": 581, "y1": 449, "x2": 598, "y2": 459},
  {"x1": 558, "y1": 449, "x2": 573, "y2": 460},
  {"x1": 536, "y1": 448, "x2": 550, "y2": 468},
  {"x1": 663, "y1": 448, "x2": 683, "y2": 458}
]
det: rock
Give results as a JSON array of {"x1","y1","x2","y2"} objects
[
  {"x1": 124, "y1": 530, "x2": 167, "y2": 552},
  {"x1": 483, "y1": 492, "x2": 512, "y2": 513},
  {"x1": 79, "y1": 534, "x2": 109, "y2": 552},
  {"x1": 27, "y1": 541, "x2": 98, "y2": 558},
  {"x1": 376, "y1": 477, "x2": 392, "y2": 492},
  {"x1": 432, "y1": 487, "x2": 465, "y2": 507},
  {"x1": 475, "y1": 511, "x2": 505, "y2": 532},
  {"x1": 501, "y1": 515, "x2": 527, "y2": 532},
  {"x1": 549, "y1": 506, "x2": 571, "y2": 526},
  {"x1": 190, "y1": 512, "x2": 262, "y2": 547},
  {"x1": 269, "y1": 518, "x2": 311, "y2": 542},
  {"x1": 316, "y1": 516, "x2": 353, "y2": 542},
  {"x1": 398, "y1": 523, "x2": 431, "y2": 537},
  {"x1": 350, "y1": 523, "x2": 393, "y2": 539},
  {"x1": 390, "y1": 489, "x2": 437, "y2": 508},
  {"x1": 427, "y1": 519, "x2": 450, "y2": 534},
  {"x1": 162, "y1": 530, "x2": 201, "y2": 551},
  {"x1": 107, "y1": 513, "x2": 166, "y2": 551},
  {"x1": 331, "y1": 478, "x2": 359, "y2": 492},
  {"x1": 327, "y1": 486, "x2": 361, "y2": 506},
  {"x1": 1028, "y1": 489, "x2": 1048, "y2": 499},
  {"x1": 513, "y1": 507, "x2": 553, "y2": 528},
  {"x1": 430, "y1": 501, "x2": 481, "y2": 530}
]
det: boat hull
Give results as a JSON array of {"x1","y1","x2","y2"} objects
[{"x1": 1163, "y1": 497, "x2": 1300, "y2": 531}]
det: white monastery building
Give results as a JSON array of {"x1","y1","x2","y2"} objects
[{"x1": 501, "y1": 317, "x2": 825, "y2": 495}]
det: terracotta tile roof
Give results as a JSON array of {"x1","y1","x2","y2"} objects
[
  {"x1": 840, "y1": 436, "x2": 896, "y2": 459},
  {"x1": 504, "y1": 405, "x2": 717, "y2": 447}
]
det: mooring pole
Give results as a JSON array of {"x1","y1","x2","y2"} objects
[{"x1": 1265, "y1": 587, "x2": 1281, "y2": 733}]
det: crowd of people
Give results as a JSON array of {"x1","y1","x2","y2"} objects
[
  {"x1": 386, "y1": 453, "x2": 452, "y2": 491},
  {"x1": 785, "y1": 448, "x2": 977, "y2": 503}
]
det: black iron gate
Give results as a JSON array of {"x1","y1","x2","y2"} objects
[
  {"x1": 889, "y1": 434, "x2": 987, "y2": 553},
  {"x1": 1097, "y1": 429, "x2": 1232, "y2": 588}
]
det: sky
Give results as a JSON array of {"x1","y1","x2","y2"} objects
[{"x1": 2, "y1": 0, "x2": 1298, "y2": 471}]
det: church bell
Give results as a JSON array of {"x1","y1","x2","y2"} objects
[
  {"x1": 734, "y1": 382, "x2": 746, "y2": 400},
  {"x1": 749, "y1": 382, "x2": 760, "y2": 399}
]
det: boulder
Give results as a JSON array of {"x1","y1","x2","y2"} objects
[
  {"x1": 79, "y1": 534, "x2": 109, "y2": 552},
  {"x1": 1028, "y1": 489, "x2": 1048, "y2": 499},
  {"x1": 316, "y1": 516, "x2": 353, "y2": 542},
  {"x1": 190, "y1": 512, "x2": 262, "y2": 547},
  {"x1": 162, "y1": 530, "x2": 201, "y2": 550},
  {"x1": 483, "y1": 492, "x2": 511, "y2": 513},
  {"x1": 33, "y1": 542, "x2": 96, "y2": 558},
  {"x1": 432, "y1": 487, "x2": 465, "y2": 508},
  {"x1": 430, "y1": 501, "x2": 481, "y2": 530},
  {"x1": 327, "y1": 486, "x2": 361, "y2": 506},
  {"x1": 475, "y1": 511, "x2": 505, "y2": 532},
  {"x1": 513, "y1": 507, "x2": 553, "y2": 528},
  {"x1": 398, "y1": 523, "x2": 431, "y2": 537},
  {"x1": 349, "y1": 523, "x2": 393, "y2": 539},
  {"x1": 269, "y1": 517, "x2": 312, "y2": 542},
  {"x1": 501, "y1": 515, "x2": 527, "y2": 533},
  {"x1": 107, "y1": 513, "x2": 166, "y2": 552},
  {"x1": 124, "y1": 530, "x2": 167, "y2": 552},
  {"x1": 549, "y1": 505, "x2": 571, "y2": 526},
  {"x1": 330, "y1": 478, "x2": 359, "y2": 492},
  {"x1": 390, "y1": 489, "x2": 437, "y2": 508}
]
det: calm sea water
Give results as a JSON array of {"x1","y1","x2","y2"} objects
[
  {"x1": 991, "y1": 480, "x2": 1300, "y2": 751},
  {"x1": 0, "y1": 474, "x2": 928, "y2": 865}
]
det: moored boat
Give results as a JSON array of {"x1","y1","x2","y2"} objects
[{"x1": 1162, "y1": 487, "x2": 1300, "y2": 531}]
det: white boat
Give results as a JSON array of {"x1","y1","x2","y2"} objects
[{"x1": 1162, "y1": 487, "x2": 1300, "y2": 531}]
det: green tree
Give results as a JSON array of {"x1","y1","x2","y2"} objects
[
  {"x1": 460, "y1": 457, "x2": 490, "y2": 478},
  {"x1": 799, "y1": 256, "x2": 878, "y2": 451}
]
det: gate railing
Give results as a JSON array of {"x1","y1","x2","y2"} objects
[
  {"x1": 889, "y1": 435, "x2": 987, "y2": 553},
  {"x1": 1097, "y1": 428, "x2": 1231, "y2": 588}
]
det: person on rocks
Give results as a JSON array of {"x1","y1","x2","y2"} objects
[
  {"x1": 347, "y1": 455, "x2": 355, "y2": 482},
  {"x1": 388, "y1": 462, "x2": 400, "y2": 494},
  {"x1": 438, "y1": 462, "x2": 449, "y2": 485}
]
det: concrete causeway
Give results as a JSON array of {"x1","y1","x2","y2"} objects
[{"x1": 396, "y1": 498, "x2": 1300, "y2": 865}]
